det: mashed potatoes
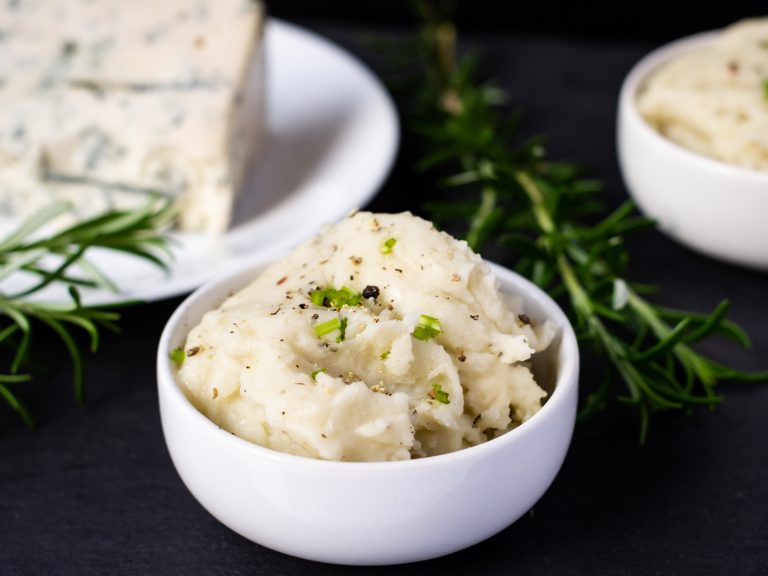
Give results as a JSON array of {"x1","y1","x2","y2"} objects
[
  {"x1": 637, "y1": 17, "x2": 768, "y2": 170},
  {"x1": 177, "y1": 211, "x2": 555, "y2": 461}
]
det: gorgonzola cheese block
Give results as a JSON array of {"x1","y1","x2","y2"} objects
[{"x1": 0, "y1": 0, "x2": 265, "y2": 233}]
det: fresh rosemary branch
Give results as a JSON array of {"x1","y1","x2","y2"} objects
[
  {"x1": 405, "y1": 6, "x2": 768, "y2": 441},
  {"x1": 0, "y1": 201, "x2": 173, "y2": 425}
]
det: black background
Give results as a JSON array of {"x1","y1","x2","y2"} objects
[
  {"x1": 2, "y1": 2, "x2": 767, "y2": 575},
  {"x1": 270, "y1": 0, "x2": 765, "y2": 41}
]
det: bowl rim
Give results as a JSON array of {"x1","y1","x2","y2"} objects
[
  {"x1": 157, "y1": 253, "x2": 579, "y2": 470},
  {"x1": 620, "y1": 28, "x2": 768, "y2": 181}
]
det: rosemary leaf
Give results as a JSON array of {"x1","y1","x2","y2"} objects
[
  {"x1": 0, "y1": 200, "x2": 173, "y2": 423},
  {"x1": 401, "y1": 4, "x2": 767, "y2": 441}
]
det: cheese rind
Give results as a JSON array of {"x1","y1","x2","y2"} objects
[{"x1": 0, "y1": 0, "x2": 265, "y2": 232}]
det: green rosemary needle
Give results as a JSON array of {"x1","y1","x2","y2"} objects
[
  {"x1": 0, "y1": 200, "x2": 173, "y2": 425},
  {"x1": 403, "y1": 4, "x2": 768, "y2": 442}
]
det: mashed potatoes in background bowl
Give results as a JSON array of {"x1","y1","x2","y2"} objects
[
  {"x1": 157, "y1": 212, "x2": 578, "y2": 565},
  {"x1": 618, "y1": 18, "x2": 768, "y2": 271}
]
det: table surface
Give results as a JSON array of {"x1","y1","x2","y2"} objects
[{"x1": 2, "y1": 20, "x2": 767, "y2": 576}]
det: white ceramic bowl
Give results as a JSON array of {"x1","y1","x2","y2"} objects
[
  {"x1": 618, "y1": 31, "x2": 768, "y2": 271},
  {"x1": 157, "y1": 256, "x2": 579, "y2": 565}
]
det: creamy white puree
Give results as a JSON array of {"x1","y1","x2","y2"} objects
[
  {"x1": 177, "y1": 211, "x2": 555, "y2": 461},
  {"x1": 637, "y1": 18, "x2": 768, "y2": 170}
]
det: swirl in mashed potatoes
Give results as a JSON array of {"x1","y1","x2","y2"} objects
[
  {"x1": 176, "y1": 211, "x2": 555, "y2": 461},
  {"x1": 636, "y1": 17, "x2": 768, "y2": 171}
]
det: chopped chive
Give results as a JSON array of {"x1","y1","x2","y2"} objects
[
  {"x1": 314, "y1": 315, "x2": 349, "y2": 343},
  {"x1": 380, "y1": 350, "x2": 390, "y2": 360},
  {"x1": 310, "y1": 289, "x2": 325, "y2": 307},
  {"x1": 310, "y1": 286, "x2": 362, "y2": 308},
  {"x1": 169, "y1": 347, "x2": 186, "y2": 366},
  {"x1": 763, "y1": 78, "x2": 768, "y2": 101},
  {"x1": 432, "y1": 383, "x2": 450, "y2": 404},
  {"x1": 311, "y1": 368, "x2": 327, "y2": 380},
  {"x1": 315, "y1": 317, "x2": 341, "y2": 337},
  {"x1": 380, "y1": 237, "x2": 397, "y2": 254},
  {"x1": 412, "y1": 314, "x2": 442, "y2": 340},
  {"x1": 338, "y1": 288, "x2": 361, "y2": 307},
  {"x1": 336, "y1": 317, "x2": 348, "y2": 343}
]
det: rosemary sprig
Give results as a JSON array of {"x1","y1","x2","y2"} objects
[
  {"x1": 405, "y1": 6, "x2": 768, "y2": 441},
  {"x1": 0, "y1": 201, "x2": 173, "y2": 425}
]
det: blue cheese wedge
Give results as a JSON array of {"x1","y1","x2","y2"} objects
[{"x1": 0, "y1": 0, "x2": 265, "y2": 232}]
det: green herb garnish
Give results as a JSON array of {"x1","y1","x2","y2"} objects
[
  {"x1": 314, "y1": 316, "x2": 349, "y2": 342},
  {"x1": 380, "y1": 237, "x2": 397, "y2": 254},
  {"x1": 0, "y1": 201, "x2": 172, "y2": 426},
  {"x1": 310, "y1": 286, "x2": 362, "y2": 308},
  {"x1": 337, "y1": 316, "x2": 348, "y2": 343},
  {"x1": 763, "y1": 78, "x2": 768, "y2": 101},
  {"x1": 431, "y1": 383, "x2": 450, "y2": 404},
  {"x1": 412, "y1": 314, "x2": 442, "y2": 341},
  {"x1": 310, "y1": 289, "x2": 325, "y2": 307},
  {"x1": 398, "y1": 4, "x2": 768, "y2": 442},
  {"x1": 311, "y1": 368, "x2": 327, "y2": 380},
  {"x1": 315, "y1": 317, "x2": 341, "y2": 338},
  {"x1": 380, "y1": 350, "x2": 391, "y2": 360},
  {"x1": 170, "y1": 347, "x2": 186, "y2": 366}
]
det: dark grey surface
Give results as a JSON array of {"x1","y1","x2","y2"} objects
[
  {"x1": 269, "y1": 1, "x2": 766, "y2": 43},
  {"x1": 1, "y1": 22, "x2": 767, "y2": 576}
]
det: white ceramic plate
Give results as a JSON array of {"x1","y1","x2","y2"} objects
[{"x1": 1, "y1": 19, "x2": 399, "y2": 305}]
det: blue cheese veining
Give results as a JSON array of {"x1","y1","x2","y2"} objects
[{"x1": 0, "y1": 0, "x2": 265, "y2": 232}]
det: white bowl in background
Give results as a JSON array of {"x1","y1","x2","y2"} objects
[
  {"x1": 156, "y1": 256, "x2": 579, "y2": 565},
  {"x1": 617, "y1": 31, "x2": 768, "y2": 271}
]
